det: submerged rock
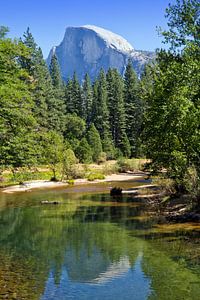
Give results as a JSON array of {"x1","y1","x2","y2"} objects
[
  {"x1": 110, "y1": 187, "x2": 122, "y2": 196},
  {"x1": 40, "y1": 201, "x2": 60, "y2": 205}
]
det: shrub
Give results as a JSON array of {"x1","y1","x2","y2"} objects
[
  {"x1": 117, "y1": 158, "x2": 144, "y2": 173},
  {"x1": 87, "y1": 172, "x2": 105, "y2": 181},
  {"x1": 97, "y1": 152, "x2": 107, "y2": 164},
  {"x1": 67, "y1": 179, "x2": 75, "y2": 185}
]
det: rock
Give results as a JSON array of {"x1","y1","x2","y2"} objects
[
  {"x1": 41, "y1": 201, "x2": 60, "y2": 205},
  {"x1": 47, "y1": 25, "x2": 155, "y2": 81},
  {"x1": 110, "y1": 187, "x2": 122, "y2": 196}
]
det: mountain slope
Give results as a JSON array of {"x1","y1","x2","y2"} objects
[{"x1": 47, "y1": 25, "x2": 154, "y2": 81}]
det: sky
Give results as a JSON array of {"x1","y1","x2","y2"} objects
[{"x1": 0, "y1": 0, "x2": 174, "y2": 58}]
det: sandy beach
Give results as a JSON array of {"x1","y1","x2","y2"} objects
[{"x1": 1, "y1": 173, "x2": 145, "y2": 194}]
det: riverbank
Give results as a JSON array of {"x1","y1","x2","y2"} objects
[
  {"x1": 1, "y1": 172, "x2": 145, "y2": 194},
  {"x1": 1, "y1": 171, "x2": 199, "y2": 223}
]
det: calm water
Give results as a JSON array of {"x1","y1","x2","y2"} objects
[{"x1": 0, "y1": 181, "x2": 200, "y2": 300}]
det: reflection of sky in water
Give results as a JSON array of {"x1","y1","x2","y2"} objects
[{"x1": 41, "y1": 254, "x2": 151, "y2": 300}]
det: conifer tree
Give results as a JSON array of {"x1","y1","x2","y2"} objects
[
  {"x1": 48, "y1": 53, "x2": 66, "y2": 132},
  {"x1": 82, "y1": 73, "x2": 93, "y2": 124},
  {"x1": 0, "y1": 28, "x2": 37, "y2": 168},
  {"x1": 21, "y1": 29, "x2": 66, "y2": 133},
  {"x1": 87, "y1": 124, "x2": 102, "y2": 162},
  {"x1": 65, "y1": 78, "x2": 74, "y2": 114},
  {"x1": 76, "y1": 138, "x2": 92, "y2": 163},
  {"x1": 124, "y1": 60, "x2": 142, "y2": 157},
  {"x1": 92, "y1": 69, "x2": 114, "y2": 157},
  {"x1": 71, "y1": 72, "x2": 83, "y2": 117},
  {"x1": 107, "y1": 69, "x2": 131, "y2": 157},
  {"x1": 49, "y1": 54, "x2": 63, "y2": 88}
]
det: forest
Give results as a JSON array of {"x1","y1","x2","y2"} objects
[{"x1": 0, "y1": 0, "x2": 199, "y2": 200}]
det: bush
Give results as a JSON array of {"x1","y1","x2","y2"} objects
[
  {"x1": 67, "y1": 179, "x2": 75, "y2": 185},
  {"x1": 87, "y1": 172, "x2": 105, "y2": 181},
  {"x1": 97, "y1": 152, "x2": 107, "y2": 164},
  {"x1": 117, "y1": 158, "x2": 144, "y2": 173},
  {"x1": 153, "y1": 177, "x2": 176, "y2": 195},
  {"x1": 70, "y1": 165, "x2": 87, "y2": 179},
  {"x1": 102, "y1": 162, "x2": 118, "y2": 175}
]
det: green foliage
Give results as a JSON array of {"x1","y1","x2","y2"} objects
[
  {"x1": 87, "y1": 172, "x2": 105, "y2": 181},
  {"x1": 117, "y1": 158, "x2": 145, "y2": 173},
  {"x1": 75, "y1": 138, "x2": 92, "y2": 164},
  {"x1": 49, "y1": 54, "x2": 63, "y2": 88},
  {"x1": 87, "y1": 124, "x2": 102, "y2": 162},
  {"x1": 0, "y1": 26, "x2": 9, "y2": 39},
  {"x1": 160, "y1": 0, "x2": 200, "y2": 51},
  {"x1": 21, "y1": 28, "x2": 66, "y2": 133},
  {"x1": 61, "y1": 148, "x2": 77, "y2": 180},
  {"x1": 124, "y1": 60, "x2": 142, "y2": 157},
  {"x1": 107, "y1": 68, "x2": 131, "y2": 157},
  {"x1": 142, "y1": 0, "x2": 200, "y2": 195},
  {"x1": 97, "y1": 152, "x2": 107, "y2": 164},
  {"x1": 82, "y1": 73, "x2": 93, "y2": 124},
  {"x1": 41, "y1": 131, "x2": 64, "y2": 179},
  {"x1": 64, "y1": 113, "x2": 86, "y2": 140},
  {"x1": 0, "y1": 29, "x2": 37, "y2": 168},
  {"x1": 65, "y1": 73, "x2": 82, "y2": 117}
]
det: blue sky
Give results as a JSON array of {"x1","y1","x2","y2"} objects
[{"x1": 1, "y1": 0, "x2": 173, "y2": 57}]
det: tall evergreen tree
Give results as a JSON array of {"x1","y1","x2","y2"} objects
[
  {"x1": 65, "y1": 78, "x2": 74, "y2": 114},
  {"x1": 107, "y1": 69, "x2": 131, "y2": 157},
  {"x1": 82, "y1": 73, "x2": 93, "y2": 124},
  {"x1": 49, "y1": 54, "x2": 63, "y2": 88},
  {"x1": 21, "y1": 29, "x2": 66, "y2": 133},
  {"x1": 19, "y1": 27, "x2": 38, "y2": 75},
  {"x1": 76, "y1": 138, "x2": 92, "y2": 163},
  {"x1": 87, "y1": 124, "x2": 102, "y2": 162},
  {"x1": 92, "y1": 69, "x2": 115, "y2": 157},
  {"x1": 92, "y1": 69, "x2": 109, "y2": 137},
  {"x1": 71, "y1": 72, "x2": 83, "y2": 117},
  {"x1": 48, "y1": 53, "x2": 66, "y2": 132},
  {"x1": 124, "y1": 60, "x2": 142, "y2": 157},
  {"x1": 0, "y1": 28, "x2": 38, "y2": 168}
]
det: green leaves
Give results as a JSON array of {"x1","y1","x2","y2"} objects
[{"x1": 142, "y1": 0, "x2": 200, "y2": 194}]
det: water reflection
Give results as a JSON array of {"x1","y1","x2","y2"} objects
[
  {"x1": 42, "y1": 254, "x2": 151, "y2": 300},
  {"x1": 0, "y1": 188, "x2": 199, "y2": 299}
]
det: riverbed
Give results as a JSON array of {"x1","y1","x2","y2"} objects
[{"x1": 0, "y1": 179, "x2": 199, "y2": 299}]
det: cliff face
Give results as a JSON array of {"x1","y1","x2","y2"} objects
[{"x1": 47, "y1": 25, "x2": 154, "y2": 81}]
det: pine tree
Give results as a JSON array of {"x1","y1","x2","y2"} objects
[
  {"x1": 76, "y1": 138, "x2": 92, "y2": 163},
  {"x1": 49, "y1": 54, "x2": 63, "y2": 88},
  {"x1": 48, "y1": 53, "x2": 66, "y2": 132},
  {"x1": 65, "y1": 78, "x2": 74, "y2": 114},
  {"x1": 87, "y1": 124, "x2": 102, "y2": 162},
  {"x1": 92, "y1": 69, "x2": 114, "y2": 157},
  {"x1": 21, "y1": 29, "x2": 66, "y2": 133},
  {"x1": 124, "y1": 60, "x2": 142, "y2": 157},
  {"x1": 0, "y1": 28, "x2": 37, "y2": 168},
  {"x1": 71, "y1": 72, "x2": 83, "y2": 117},
  {"x1": 19, "y1": 27, "x2": 38, "y2": 75},
  {"x1": 107, "y1": 69, "x2": 131, "y2": 157},
  {"x1": 82, "y1": 73, "x2": 93, "y2": 124}
]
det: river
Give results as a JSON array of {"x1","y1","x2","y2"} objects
[{"x1": 0, "y1": 180, "x2": 199, "y2": 299}]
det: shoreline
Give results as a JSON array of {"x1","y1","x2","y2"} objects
[{"x1": 1, "y1": 172, "x2": 145, "y2": 194}]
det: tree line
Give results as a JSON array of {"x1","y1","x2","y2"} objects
[
  {"x1": 0, "y1": 0, "x2": 199, "y2": 197},
  {"x1": 0, "y1": 26, "x2": 143, "y2": 168}
]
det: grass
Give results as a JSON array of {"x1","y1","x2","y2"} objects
[
  {"x1": 0, "y1": 158, "x2": 149, "y2": 188},
  {"x1": 0, "y1": 169, "x2": 53, "y2": 188},
  {"x1": 116, "y1": 158, "x2": 148, "y2": 173}
]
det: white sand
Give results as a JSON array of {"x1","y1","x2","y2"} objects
[{"x1": 1, "y1": 173, "x2": 145, "y2": 194}]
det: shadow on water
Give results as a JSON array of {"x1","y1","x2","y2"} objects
[{"x1": 0, "y1": 185, "x2": 199, "y2": 299}]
